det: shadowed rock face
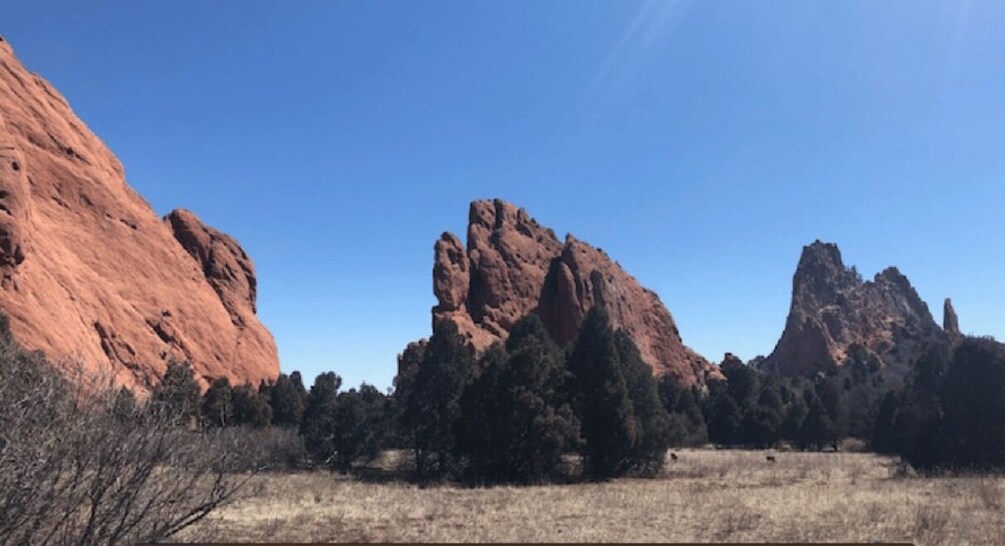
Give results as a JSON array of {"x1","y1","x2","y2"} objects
[
  {"x1": 427, "y1": 199, "x2": 720, "y2": 386},
  {"x1": 763, "y1": 240, "x2": 943, "y2": 377},
  {"x1": 0, "y1": 39, "x2": 278, "y2": 390}
]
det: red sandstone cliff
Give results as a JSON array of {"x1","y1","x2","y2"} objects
[{"x1": 0, "y1": 37, "x2": 279, "y2": 390}]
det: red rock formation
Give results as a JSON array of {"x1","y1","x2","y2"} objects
[
  {"x1": 0, "y1": 38, "x2": 278, "y2": 390},
  {"x1": 763, "y1": 240, "x2": 942, "y2": 376},
  {"x1": 429, "y1": 199, "x2": 719, "y2": 386}
]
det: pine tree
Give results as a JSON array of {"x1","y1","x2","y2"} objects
[
  {"x1": 325, "y1": 384, "x2": 388, "y2": 473},
  {"x1": 151, "y1": 360, "x2": 201, "y2": 427},
  {"x1": 457, "y1": 315, "x2": 580, "y2": 484},
  {"x1": 232, "y1": 382, "x2": 272, "y2": 428},
  {"x1": 201, "y1": 377, "x2": 234, "y2": 427},
  {"x1": 799, "y1": 394, "x2": 837, "y2": 451},
  {"x1": 871, "y1": 391, "x2": 900, "y2": 454},
  {"x1": 940, "y1": 338, "x2": 1005, "y2": 469},
  {"x1": 780, "y1": 397, "x2": 808, "y2": 444},
  {"x1": 400, "y1": 320, "x2": 472, "y2": 480},
  {"x1": 567, "y1": 307, "x2": 638, "y2": 480},
  {"x1": 614, "y1": 330, "x2": 671, "y2": 475},
  {"x1": 262, "y1": 373, "x2": 307, "y2": 428},
  {"x1": 708, "y1": 393, "x2": 742, "y2": 447},
  {"x1": 300, "y1": 372, "x2": 342, "y2": 467}
]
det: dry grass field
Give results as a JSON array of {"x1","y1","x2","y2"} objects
[{"x1": 182, "y1": 449, "x2": 1005, "y2": 544}]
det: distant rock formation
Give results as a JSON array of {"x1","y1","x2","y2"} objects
[
  {"x1": 719, "y1": 353, "x2": 746, "y2": 374},
  {"x1": 0, "y1": 38, "x2": 279, "y2": 390},
  {"x1": 943, "y1": 298, "x2": 961, "y2": 339},
  {"x1": 762, "y1": 240, "x2": 942, "y2": 377},
  {"x1": 426, "y1": 199, "x2": 720, "y2": 386}
]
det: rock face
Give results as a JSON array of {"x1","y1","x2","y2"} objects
[
  {"x1": 0, "y1": 38, "x2": 278, "y2": 390},
  {"x1": 762, "y1": 240, "x2": 942, "y2": 377},
  {"x1": 943, "y1": 298, "x2": 960, "y2": 338},
  {"x1": 430, "y1": 199, "x2": 718, "y2": 386}
]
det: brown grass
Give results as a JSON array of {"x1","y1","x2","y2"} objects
[{"x1": 180, "y1": 449, "x2": 1005, "y2": 544}]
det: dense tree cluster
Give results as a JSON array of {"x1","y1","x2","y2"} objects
[
  {"x1": 396, "y1": 308, "x2": 675, "y2": 483},
  {"x1": 704, "y1": 363, "x2": 846, "y2": 451},
  {"x1": 871, "y1": 337, "x2": 1005, "y2": 471},
  {"x1": 148, "y1": 317, "x2": 1005, "y2": 484}
]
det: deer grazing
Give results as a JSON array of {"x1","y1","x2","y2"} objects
[
  {"x1": 766, "y1": 455, "x2": 777, "y2": 463},
  {"x1": 670, "y1": 452, "x2": 679, "y2": 462}
]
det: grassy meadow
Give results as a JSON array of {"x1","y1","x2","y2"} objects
[{"x1": 181, "y1": 449, "x2": 1005, "y2": 544}]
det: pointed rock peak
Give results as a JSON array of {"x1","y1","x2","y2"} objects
[
  {"x1": 793, "y1": 241, "x2": 853, "y2": 285},
  {"x1": 426, "y1": 199, "x2": 715, "y2": 387},
  {"x1": 765, "y1": 240, "x2": 941, "y2": 377},
  {"x1": 720, "y1": 353, "x2": 745, "y2": 373},
  {"x1": 799, "y1": 240, "x2": 845, "y2": 268},
  {"x1": 944, "y1": 298, "x2": 960, "y2": 337},
  {"x1": 876, "y1": 266, "x2": 910, "y2": 286}
]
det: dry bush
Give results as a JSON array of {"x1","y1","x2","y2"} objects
[
  {"x1": 0, "y1": 327, "x2": 249, "y2": 545},
  {"x1": 210, "y1": 426, "x2": 308, "y2": 473}
]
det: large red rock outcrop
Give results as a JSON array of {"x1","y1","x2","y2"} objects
[
  {"x1": 429, "y1": 199, "x2": 719, "y2": 386},
  {"x1": 762, "y1": 240, "x2": 943, "y2": 376},
  {"x1": 0, "y1": 37, "x2": 278, "y2": 390}
]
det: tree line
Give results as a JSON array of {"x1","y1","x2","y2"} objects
[
  {"x1": 154, "y1": 308, "x2": 674, "y2": 483},
  {"x1": 58, "y1": 308, "x2": 1005, "y2": 494}
]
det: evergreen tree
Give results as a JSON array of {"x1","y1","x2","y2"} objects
[
  {"x1": 567, "y1": 307, "x2": 639, "y2": 480},
  {"x1": 327, "y1": 384, "x2": 388, "y2": 472},
  {"x1": 232, "y1": 382, "x2": 272, "y2": 428},
  {"x1": 871, "y1": 391, "x2": 900, "y2": 454},
  {"x1": 300, "y1": 372, "x2": 342, "y2": 467},
  {"x1": 724, "y1": 364, "x2": 761, "y2": 412},
  {"x1": 658, "y1": 378, "x2": 707, "y2": 446},
  {"x1": 614, "y1": 330, "x2": 671, "y2": 475},
  {"x1": 151, "y1": 360, "x2": 201, "y2": 426},
  {"x1": 780, "y1": 397, "x2": 808, "y2": 444},
  {"x1": 757, "y1": 384, "x2": 784, "y2": 416},
  {"x1": 708, "y1": 393, "x2": 742, "y2": 446},
  {"x1": 939, "y1": 338, "x2": 1005, "y2": 469},
  {"x1": 201, "y1": 377, "x2": 234, "y2": 427},
  {"x1": 798, "y1": 394, "x2": 837, "y2": 451},
  {"x1": 262, "y1": 372, "x2": 307, "y2": 428},
  {"x1": 742, "y1": 406, "x2": 782, "y2": 448},
  {"x1": 815, "y1": 378, "x2": 846, "y2": 439},
  {"x1": 894, "y1": 341, "x2": 952, "y2": 469},
  {"x1": 458, "y1": 315, "x2": 580, "y2": 484},
  {"x1": 400, "y1": 320, "x2": 472, "y2": 480}
]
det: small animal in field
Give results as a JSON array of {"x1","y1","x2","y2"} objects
[
  {"x1": 766, "y1": 455, "x2": 777, "y2": 463},
  {"x1": 670, "y1": 452, "x2": 679, "y2": 462}
]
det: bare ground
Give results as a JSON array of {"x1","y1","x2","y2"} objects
[{"x1": 182, "y1": 449, "x2": 1005, "y2": 544}]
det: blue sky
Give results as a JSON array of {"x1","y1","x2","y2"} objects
[{"x1": 5, "y1": 1, "x2": 1004, "y2": 389}]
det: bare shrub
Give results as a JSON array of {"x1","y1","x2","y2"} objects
[
  {"x1": 0, "y1": 320, "x2": 249, "y2": 545},
  {"x1": 209, "y1": 426, "x2": 308, "y2": 473}
]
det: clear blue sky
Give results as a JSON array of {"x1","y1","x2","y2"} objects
[{"x1": 5, "y1": 1, "x2": 1004, "y2": 390}]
